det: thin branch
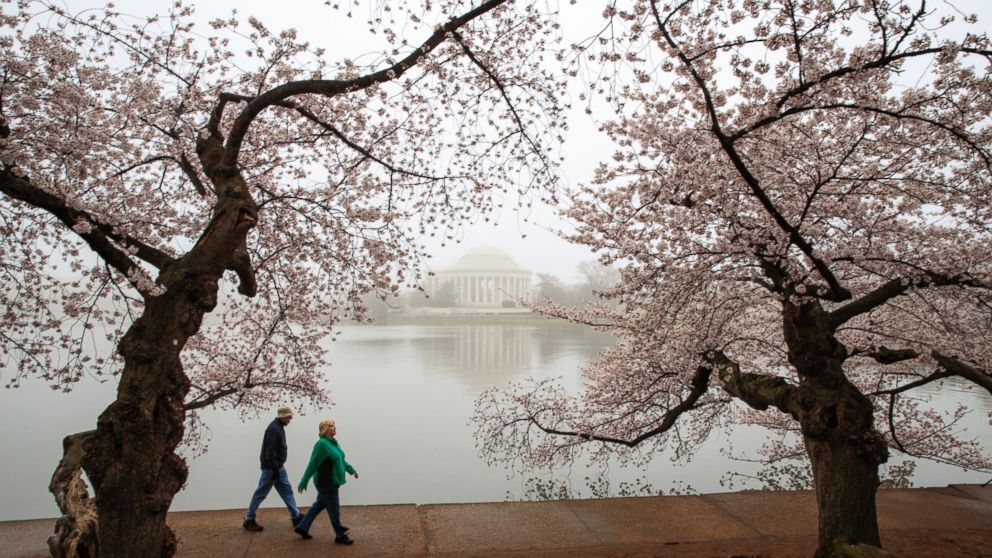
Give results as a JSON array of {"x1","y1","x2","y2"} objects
[
  {"x1": 531, "y1": 365, "x2": 713, "y2": 447},
  {"x1": 0, "y1": 166, "x2": 175, "y2": 275},
  {"x1": 450, "y1": 29, "x2": 542, "y2": 160},
  {"x1": 221, "y1": 0, "x2": 511, "y2": 168}
]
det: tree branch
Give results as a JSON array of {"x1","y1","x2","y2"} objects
[
  {"x1": 531, "y1": 365, "x2": 713, "y2": 447},
  {"x1": 869, "y1": 368, "x2": 953, "y2": 397},
  {"x1": 829, "y1": 273, "x2": 986, "y2": 329},
  {"x1": 768, "y1": 45, "x2": 992, "y2": 113},
  {"x1": 932, "y1": 351, "x2": 992, "y2": 397},
  {"x1": 709, "y1": 349, "x2": 801, "y2": 418},
  {"x1": 860, "y1": 349, "x2": 990, "y2": 398},
  {"x1": 184, "y1": 308, "x2": 288, "y2": 410},
  {"x1": 221, "y1": 0, "x2": 511, "y2": 168},
  {"x1": 0, "y1": 167, "x2": 176, "y2": 275},
  {"x1": 450, "y1": 29, "x2": 542, "y2": 159}
]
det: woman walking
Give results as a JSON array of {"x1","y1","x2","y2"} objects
[{"x1": 296, "y1": 418, "x2": 358, "y2": 544}]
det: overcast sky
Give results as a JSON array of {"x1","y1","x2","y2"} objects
[
  {"x1": 44, "y1": 0, "x2": 606, "y2": 282},
  {"x1": 48, "y1": 0, "x2": 992, "y2": 283}
]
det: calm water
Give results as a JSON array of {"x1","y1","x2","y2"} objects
[{"x1": 1, "y1": 322, "x2": 989, "y2": 521}]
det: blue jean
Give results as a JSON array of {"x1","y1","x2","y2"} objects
[
  {"x1": 297, "y1": 484, "x2": 345, "y2": 537},
  {"x1": 244, "y1": 466, "x2": 301, "y2": 521}
]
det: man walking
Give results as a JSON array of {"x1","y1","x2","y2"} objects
[{"x1": 242, "y1": 405, "x2": 302, "y2": 531}]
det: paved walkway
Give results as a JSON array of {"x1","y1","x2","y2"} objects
[{"x1": 2, "y1": 485, "x2": 990, "y2": 557}]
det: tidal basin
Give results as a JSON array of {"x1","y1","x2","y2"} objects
[{"x1": 1, "y1": 321, "x2": 988, "y2": 521}]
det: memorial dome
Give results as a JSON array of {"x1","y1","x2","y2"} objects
[
  {"x1": 427, "y1": 245, "x2": 532, "y2": 309},
  {"x1": 451, "y1": 245, "x2": 523, "y2": 272}
]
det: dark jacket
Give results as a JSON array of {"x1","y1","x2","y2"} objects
[{"x1": 259, "y1": 418, "x2": 288, "y2": 470}]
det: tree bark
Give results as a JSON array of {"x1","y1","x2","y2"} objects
[
  {"x1": 75, "y1": 152, "x2": 257, "y2": 557},
  {"x1": 802, "y1": 391, "x2": 891, "y2": 558},
  {"x1": 48, "y1": 431, "x2": 98, "y2": 558},
  {"x1": 784, "y1": 301, "x2": 891, "y2": 558}
]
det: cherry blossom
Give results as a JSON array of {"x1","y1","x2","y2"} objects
[
  {"x1": 0, "y1": 1, "x2": 565, "y2": 556},
  {"x1": 475, "y1": 2, "x2": 991, "y2": 557}
]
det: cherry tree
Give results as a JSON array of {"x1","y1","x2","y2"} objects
[
  {"x1": 0, "y1": 0, "x2": 564, "y2": 556},
  {"x1": 475, "y1": 1, "x2": 991, "y2": 557}
]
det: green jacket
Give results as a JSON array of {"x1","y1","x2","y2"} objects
[{"x1": 298, "y1": 436, "x2": 356, "y2": 490}]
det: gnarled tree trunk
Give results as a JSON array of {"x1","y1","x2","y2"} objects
[
  {"x1": 79, "y1": 304, "x2": 192, "y2": 558},
  {"x1": 801, "y1": 387, "x2": 890, "y2": 558},
  {"x1": 785, "y1": 301, "x2": 891, "y2": 558},
  {"x1": 70, "y1": 153, "x2": 257, "y2": 557}
]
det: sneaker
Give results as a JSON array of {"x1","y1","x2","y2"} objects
[
  {"x1": 294, "y1": 526, "x2": 312, "y2": 540},
  {"x1": 242, "y1": 519, "x2": 263, "y2": 532},
  {"x1": 335, "y1": 535, "x2": 354, "y2": 545},
  {"x1": 340, "y1": 525, "x2": 350, "y2": 533}
]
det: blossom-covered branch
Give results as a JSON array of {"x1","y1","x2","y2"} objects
[{"x1": 477, "y1": 2, "x2": 991, "y2": 555}]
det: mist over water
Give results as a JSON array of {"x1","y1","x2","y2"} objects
[{"x1": 1, "y1": 320, "x2": 988, "y2": 521}]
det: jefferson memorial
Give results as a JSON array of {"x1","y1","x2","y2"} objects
[{"x1": 427, "y1": 245, "x2": 532, "y2": 308}]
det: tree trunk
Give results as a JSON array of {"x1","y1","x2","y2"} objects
[
  {"x1": 805, "y1": 423, "x2": 891, "y2": 558},
  {"x1": 73, "y1": 151, "x2": 257, "y2": 557},
  {"x1": 784, "y1": 301, "x2": 892, "y2": 558},
  {"x1": 79, "y1": 293, "x2": 195, "y2": 558}
]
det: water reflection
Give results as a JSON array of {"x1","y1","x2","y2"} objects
[
  {"x1": 422, "y1": 325, "x2": 530, "y2": 388},
  {"x1": 417, "y1": 323, "x2": 614, "y2": 390}
]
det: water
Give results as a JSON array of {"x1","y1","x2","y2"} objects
[{"x1": 0, "y1": 321, "x2": 989, "y2": 521}]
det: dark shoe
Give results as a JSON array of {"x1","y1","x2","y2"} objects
[
  {"x1": 335, "y1": 535, "x2": 354, "y2": 545},
  {"x1": 340, "y1": 525, "x2": 350, "y2": 533},
  {"x1": 242, "y1": 519, "x2": 263, "y2": 532},
  {"x1": 291, "y1": 515, "x2": 303, "y2": 527},
  {"x1": 294, "y1": 526, "x2": 312, "y2": 540}
]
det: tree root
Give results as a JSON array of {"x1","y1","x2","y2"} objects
[{"x1": 48, "y1": 431, "x2": 98, "y2": 558}]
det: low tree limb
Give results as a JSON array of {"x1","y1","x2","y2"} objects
[
  {"x1": 709, "y1": 350, "x2": 801, "y2": 419},
  {"x1": 0, "y1": 167, "x2": 176, "y2": 274},
  {"x1": 531, "y1": 365, "x2": 713, "y2": 447}
]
